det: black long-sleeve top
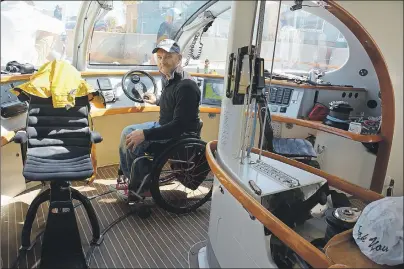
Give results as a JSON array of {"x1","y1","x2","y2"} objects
[{"x1": 143, "y1": 71, "x2": 201, "y2": 141}]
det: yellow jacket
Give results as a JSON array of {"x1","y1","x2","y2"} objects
[{"x1": 11, "y1": 60, "x2": 105, "y2": 109}]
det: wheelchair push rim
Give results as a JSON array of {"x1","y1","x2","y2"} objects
[{"x1": 149, "y1": 138, "x2": 213, "y2": 214}]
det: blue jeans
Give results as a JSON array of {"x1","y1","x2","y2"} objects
[{"x1": 119, "y1": 121, "x2": 166, "y2": 189}]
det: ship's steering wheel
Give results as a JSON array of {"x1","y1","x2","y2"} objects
[{"x1": 122, "y1": 70, "x2": 158, "y2": 103}]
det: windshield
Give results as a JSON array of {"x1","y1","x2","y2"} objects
[
  {"x1": 260, "y1": 1, "x2": 349, "y2": 75},
  {"x1": 1, "y1": 1, "x2": 82, "y2": 69},
  {"x1": 88, "y1": 0, "x2": 208, "y2": 66}
]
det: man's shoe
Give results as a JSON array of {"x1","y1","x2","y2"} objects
[{"x1": 109, "y1": 183, "x2": 129, "y2": 198}]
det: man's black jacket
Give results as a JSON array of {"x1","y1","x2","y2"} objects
[{"x1": 143, "y1": 70, "x2": 201, "y2": 141}]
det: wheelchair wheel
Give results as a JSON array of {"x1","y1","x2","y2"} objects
[{"x1": 149, "y1": 138, "x2": 213, "y2": 214}]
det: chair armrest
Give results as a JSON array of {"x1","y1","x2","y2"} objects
[
  {"x1": 13, "y1": 130, "x2": 28, "y2": 144},
  {"x1": 90, "y1": 131, "x2": 103, "y2": 144}
]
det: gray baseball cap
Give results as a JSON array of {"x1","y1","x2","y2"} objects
[
  {"x1": 353, "y1": 196, "x2": 403, "y2": 266},
  {"x1": 152, "y1": 39, "x2": 181, "y2": 54}
]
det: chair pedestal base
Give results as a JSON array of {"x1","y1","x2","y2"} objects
[
  {"x1": 39, "y1": 181, "x2": 88, "y2": 269},
  {"x1": 20, "y1": 183, "x2": 100, "y2": 252}
]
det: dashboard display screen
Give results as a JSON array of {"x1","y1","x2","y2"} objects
[
  {"x1": 204, "y1": 82, "x2": 223, "y2": 100},
  {"x1": 202, "y1": 79, "x2": 223, "y2": 106}
]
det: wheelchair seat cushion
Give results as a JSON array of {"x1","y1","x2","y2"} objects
[
  {"x1": 23, "y1": 146, "x2": 93, "y2": 181},
  {"x1": 273, "y1": 138, "x2": 317, "y2": 158}
]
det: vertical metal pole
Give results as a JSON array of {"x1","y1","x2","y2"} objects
[
  {"x1": 239, "y1": 0, "x2": 259, "y2": 163},
  {"x1": 258, "y1": 0, "x2": 282, "y2": 161},
  {"x1": 246, "y1": 0, "x2": 266, "y2": 159}
]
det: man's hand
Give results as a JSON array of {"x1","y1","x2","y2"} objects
[
  {"x1": 126, "y1": 130, "x2": 145, "y2": 150},
  {"x1": 143, "y1": 93, "x2": 157, "y2": 105}
]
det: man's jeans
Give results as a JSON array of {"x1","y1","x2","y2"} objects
[{"x1": 119, "y1": 121, "x2": 166, "y2": 190}]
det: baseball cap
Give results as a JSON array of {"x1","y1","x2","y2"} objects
[
  {"x1": 352, "y1": 196, "x2": 403, "y2": 266},
  {"x1": 152, "y1": 39, "x2": 181, "y2": 54},
  {"x1": 167, "y1": 8, "x2": 182, "y2": 18}
]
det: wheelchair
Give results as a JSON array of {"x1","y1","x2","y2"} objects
[
  {"x1": 116, "y1": 69, "x2": 214, "y2": 215},
  {"x1": 116, "y1": 119, "x2": 214, "y2": 215}
]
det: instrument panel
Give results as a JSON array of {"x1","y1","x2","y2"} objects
[
  {"x1": 85, "y1": 77, "x2": 116, "y2": 103},
  {"x1": 268, "y1": 87, "x2": 293, "y2": 105},
  {"x1": 198, "y1": 77, "x2": 224, "y2": 107},
  {"x1": 266, "y1": 86, "x2": 315, "y2": 118}
]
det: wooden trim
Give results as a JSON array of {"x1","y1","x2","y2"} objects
[
  {"x1": 90, "y1": 105, "x2": 221, "y2": 118},
  {"x1": 1, "y1": 74, "x2": 32, "y2": 83},
  {"x1": 271, "y1": 115, "x2": 382, "y2": 143},
  {"x1": 325, "y1": 1, "x2": 395, "y2": 193},
  {"x1": 264, "y1": 79, "x2": 366, "y2": 92},
  {"x1": 1, "y1": 72, "x2": 366, "y2": 92},
  {"x1": 81, "y1": 70, "x2": 225, "y2": 79},
  {"x1": 206, "y1": 140, "x2": 333, "y2": 268},
  {"x1": 1, "y1": 130, "x2": 15, "y2": 147},
  {"x1": 90, "y1": 106, "x2": 160, "y2": 117},
  {"x1": 249, "y1": 147, "x2": 384, "y2": 203}
]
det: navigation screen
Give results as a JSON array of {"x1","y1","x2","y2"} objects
[{"x1": 204, "y1": 82, "x2": 223, "y2": 101}]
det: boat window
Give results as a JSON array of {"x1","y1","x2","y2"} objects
[
  {"x1": 260, "y1": 1, "x2": 349, "y2": 75},
  {"x1": 182, "y1": 9, "x2": 232, "y2": 75},
  {"x1": 0, "y1": 1, "x2": 82, "y2": 68},
  {"x1": 88, "y1": 1, "x2": 208, "y2": 66}
]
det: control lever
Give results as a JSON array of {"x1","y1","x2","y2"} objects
[{"x1": 249, "y1": 180, "x2": 262, "y2": 196}]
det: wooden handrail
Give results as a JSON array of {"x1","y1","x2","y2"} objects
[
  {"x1": 206, "y1": 140, "x2": 384, "y2": 268},
  {"x1": 206, "y1": 140, "x2": 333, "y2": 268},
  {"x1": 271, "y1": 115, "x2": 382, "y2": 143}
]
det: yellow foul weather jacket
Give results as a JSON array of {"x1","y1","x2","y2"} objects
[{"x1": 11, "y1": 60, "x2": 105, "y2": 109}]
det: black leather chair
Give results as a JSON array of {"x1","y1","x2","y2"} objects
[
  {"x1": 13, "y1": 93, "x2": 103, "y2": 269},
  {"x1": 258, "y1": 103, "x2": 318, "y2": 165}
]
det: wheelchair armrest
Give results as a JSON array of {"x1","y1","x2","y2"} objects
[
  {"x1": 90, "y1": 131, "x2": 103, "y2": 144},
  {"x1": 13, "y1": 130, "x2": 28, "y2": 144}
]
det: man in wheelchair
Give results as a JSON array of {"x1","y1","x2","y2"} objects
[{"x1": 111, "y1": 39, "x2": 202, "y2": 201}]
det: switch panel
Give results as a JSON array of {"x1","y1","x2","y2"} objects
[{"x1": 266, "y1": 86, "x2": 314, "y2": 118}]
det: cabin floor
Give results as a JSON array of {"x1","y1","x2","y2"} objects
[{"x1": 1, "y1": 165, "x2": 210, "y2": 269}]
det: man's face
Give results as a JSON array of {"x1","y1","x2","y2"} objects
[
  {"x1": 166, "y1": 15, "x2": 173, "y2": 23},
  {"x1": 156, "y1": 49, "x2": 182, "y2": 76}
]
